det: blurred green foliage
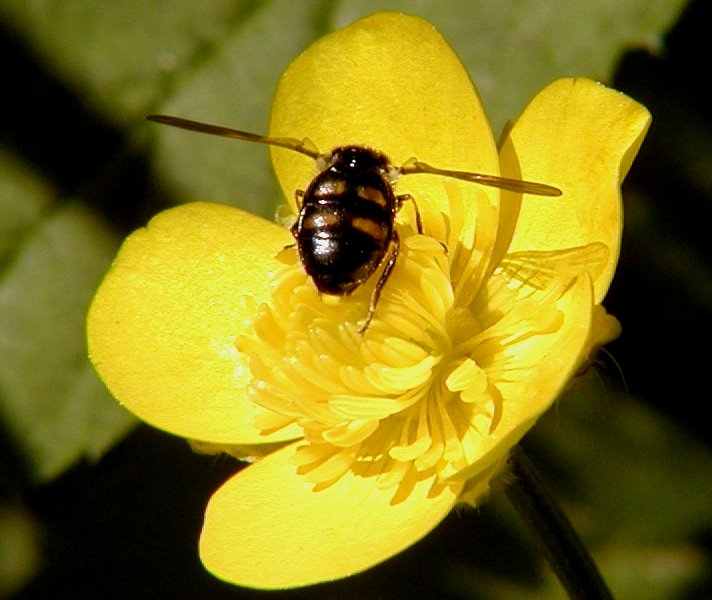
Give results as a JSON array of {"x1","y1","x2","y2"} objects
[{"x1": 1, "y1": 1, "x2": 709, "y2": 599}]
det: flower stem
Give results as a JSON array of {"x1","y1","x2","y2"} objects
[{"x1": 505, "y1": 445, "x2": 614, "y2": 600}]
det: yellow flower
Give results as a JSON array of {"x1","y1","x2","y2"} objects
[{"x1": 87, "y1": 12, "x2": 650, "y2": 590}]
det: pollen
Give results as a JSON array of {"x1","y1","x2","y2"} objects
[{"x1": 237, "y1": 220, "x2": 571, "y2": 501}]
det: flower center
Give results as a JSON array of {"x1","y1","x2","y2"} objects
[{"x1": 236, "y1": 219, "x2": 566, "y2": 499}]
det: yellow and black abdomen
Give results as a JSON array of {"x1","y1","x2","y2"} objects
[{"x1": 292, "y1": 149, "x2": 397, "y2": 296}]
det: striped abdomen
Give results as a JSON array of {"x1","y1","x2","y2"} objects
[{"x1": 292, "y1": 147, "x2": 397, "y2": 296}]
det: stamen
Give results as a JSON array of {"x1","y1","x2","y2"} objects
[{"x1": 239, "y1": 220, "x2": 572, "y2": 498}]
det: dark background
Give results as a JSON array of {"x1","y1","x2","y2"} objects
[{"x1": 1, "y1": 0, "x2": 710, "y2": 598}]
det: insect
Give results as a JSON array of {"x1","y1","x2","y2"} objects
[{"x1": 147, "y1": 114, "x2": 561, "y2": 333}]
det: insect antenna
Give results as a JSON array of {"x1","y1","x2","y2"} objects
[
  {"x1": 146, "y1": 115, "x2": 323, "y2": 160},
  {"x1": 399, "y1": 158, "x2": 562, "y2": 197}
]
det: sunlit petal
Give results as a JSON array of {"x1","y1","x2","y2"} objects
[
  {"x1": 200, "y1": 442, "x2": 461, "y2": 588},
  {"x1": 88, "y1": 203, "x2": 301, "y2": 444},
  {"x1": 498, "y1": 77, "x2": 651, "y2": 301}
]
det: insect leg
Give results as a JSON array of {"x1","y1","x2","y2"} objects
[
  {"x1": 295, "y1": 189, "x2": 305, "y2": 210},
  {"x1": 396, "y1": 194, "x2": 423, "y2": 234},
  {"x1": 358, "y1": 232, "x2": 400, "y2": 335},
  {"x1": 290, "y1": 189, "x2": 305, "y2": 239}
]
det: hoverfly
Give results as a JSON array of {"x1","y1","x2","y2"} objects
[{"x1": 147, "y1": 114, "x2": 561, "y2": 333}]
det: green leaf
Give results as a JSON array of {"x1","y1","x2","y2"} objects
[
  {"x1": 0, "y1": 147, "x2": 53, "y2": 263},
  {"x1": 0, "y1": 195, "x2": 135, "y2": 482},
  {"x1": 535, "y1": 383, "x2": 712, "y2": 544},
  {"x1": 0, "y1": 0, "x2": 253, "y2": 123},
  {"x1": 467, "y1": 381, "x2": 712, "y2": 600},
  {"x1": 124, "y1": 0, "x2": 684, "y2": 220},
  {"x1": 453, "y1": 539, "x2": 707, "y2": 600},
  {"x1": 148, "y1": 0, "x2": 331, "y2": 218},
  {"x1": 332, "y1": 0, "x2": 686, "y2": 132},
  {"x1": 1, "y1": 0, "x2": 685, "y2": 220},
  {"x1": 0, "y1": 503, "x2": 41, "y2": 597},
  {"x1": 450, "y1": 374, "x2": 712, "y2": 600}
]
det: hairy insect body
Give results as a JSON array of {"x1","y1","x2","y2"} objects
[{"x1": 293, "y1": 146, "x2": 398, "y2": 297}]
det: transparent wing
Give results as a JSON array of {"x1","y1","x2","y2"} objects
[
  {"x1": 496, "y1": 242, "x2": 609, "y2": 290},
  {"x1": 399, "y1": 158, "x2": 562, "y2": 197},
  {"x1": 146, "y1": 115, "x2": 322, "y2": 159}
]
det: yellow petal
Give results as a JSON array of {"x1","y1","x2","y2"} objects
[
  {"x1": 87, "y1": 202, "x2": 301, "y2": 444},
  {"x1": 200, "y1": 442, "x2": 461, "y2": 588},
  {"x1": 575, "y1": 304, "x2": 621, "y2": 373},
  {"x1": 498, "y1": 78, "x2": 651, "y2": 302},
  {"x1": 451, "y1": 274, "x2": 594, "y2": 482},
  {"x1": 268, "y1": 11, "x2": 499, "y2": 239}
]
